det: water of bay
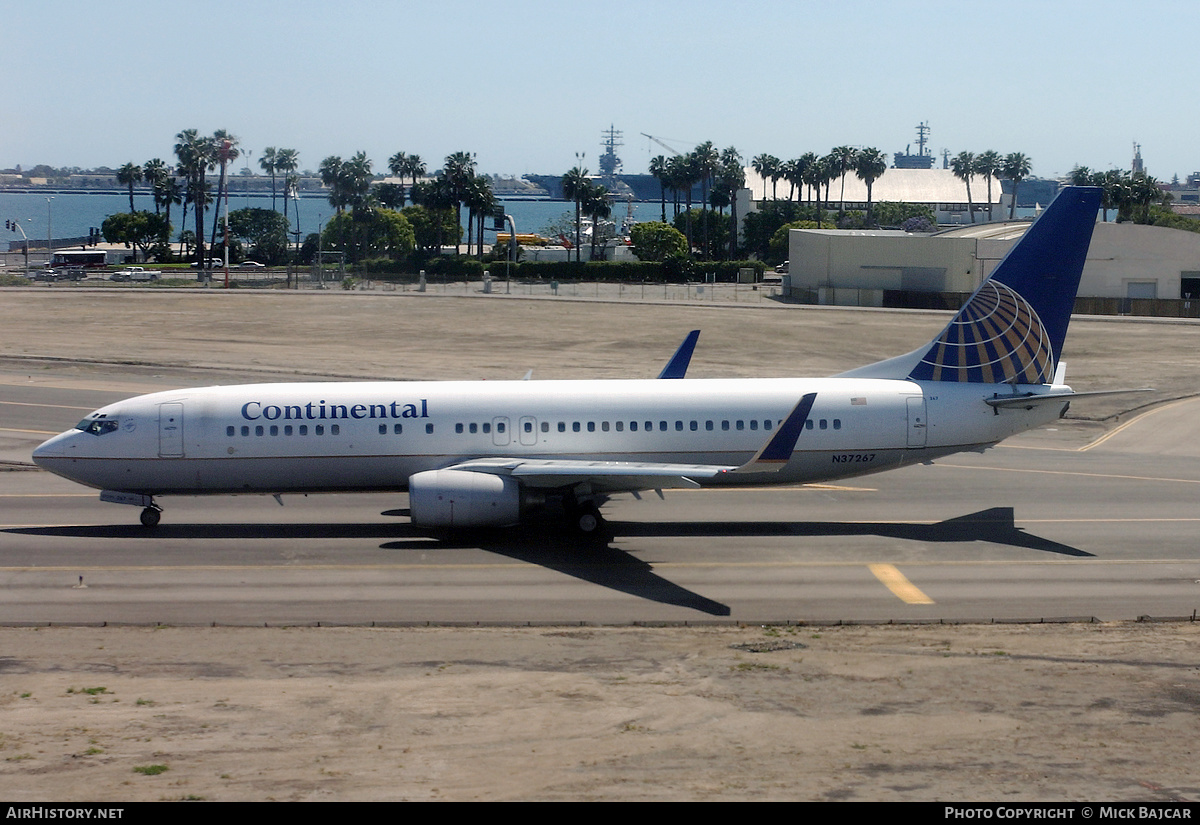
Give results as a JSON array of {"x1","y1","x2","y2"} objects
[{"x1": 0, "y1": 191, "x2": 655, "y2": 249}]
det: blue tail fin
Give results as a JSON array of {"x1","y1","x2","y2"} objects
[{"x1": 907, "y1": 186, "x2": 1101, "y2": 384}]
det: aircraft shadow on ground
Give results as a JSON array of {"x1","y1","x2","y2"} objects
[
  {"x1": 379, "y1": 526, "x2": 733, "y2": 616},
  {"x1": 4, "y1": 506, "x2": 1086, "y2": 617},
  {"x1": 606, "y1": 506, "x2": 1092, "y2": 557}
]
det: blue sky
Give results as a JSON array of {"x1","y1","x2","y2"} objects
[{"x1": 4, "y1": 0, "x2": 1194, "y2": 182}]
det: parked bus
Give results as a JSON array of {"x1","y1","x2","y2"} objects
[{"x1": 50, "y1": 250, "x2": 110, "y2": 268}]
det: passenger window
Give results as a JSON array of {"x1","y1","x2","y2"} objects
[
  {"x1": 764, "y1": 420, "x2": 773, "y2": 431},
  {"x1": 601, "y1": 421, "x2": 609, "y2": 432},
  {"x1": 393, "y1": 423, "x2": 403, "y2": 435},
  {"x1": 819, "y1": 419, "x2": 828, "y2": 430},
  {"x1": 226, "y1": 426, "x2": 235, "y2": 437},
  {"x1": 573, "y1": 422, "x2": 581, "y2": 432},
  {"x1": 315, "y1": 425, "x2": 324, "y2": 435},
  {"x1": 299, "y1": 425, "x2": 308, "y2": 436},
  {"x1": 456, "y1": 423, "x2": 464, "y2": 434},
  {"x1": 331, "y1": 425, "x2": 340, "y2": 435},
  {"x1": 615, "y1": 421, "x2": 624, "y2": 432},
  {"x1": 689, "y1": 421, "x2": 698, "y2": 431},
  {"x1": 736, "y1": 420, "x2": 744, "y2": 430},
  {"x1": 749, "y1": 420, "x2": 758, "y2": 431},
  {"x1": 721, "y1": 420, "x2": 730, "y2": 431},
  {"x1": 270, "y1": 425, "x2": 279, "y2": 436},
  {"x1": 587, "y1": 422, "x2": 596, "y2": 432},
  {"x1": 675, "y1": 421, "x2": 683, "y2": 431},
  {"x1": 805, "y1": 420, "x2": 814, "y2": 430},
  {"x1": 833, "y1": 419, "x2": 841, "y2": 430},
  {"x1": 255, "y1": 425, "x2": 264, "y2": 436},
  {"x1": 483, "y1": 423, "x2": 491, "y2": 433},
  {"x1": 379, "y1": 424, "x2": 388, "y2": 435},
  {"x1": 425, "y1": 423, "x2": 434, "y2": 434},
  {"x1": 541, "y1": 421, "x2": 549, "y2": 433},
  {"x1": 705, "y1": 421, "x2": 713, "y2": 431},
  {"x1": 284, "y1": 425, "x2": 293, "y2": 436},
  {"x1": 558, "y1": 422, "x2": 566, "y2": 432},
  {"x1": 470, "y1": 423, "x2": 478, "y2": 434}
]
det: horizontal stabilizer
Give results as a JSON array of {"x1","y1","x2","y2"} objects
[{"x1": 984, "y1": 388, "x2": 1153, "y2": 410}]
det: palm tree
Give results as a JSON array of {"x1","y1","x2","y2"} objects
[
  {"x1": 974, "y1": 150, "x2": 1002, "y2": 221},
  {"x1": 142, "y1": 159, "x2": 167, "y2": 214},
  {"x1": 665, "y1": 155, "x2": 689, "y2": 219},
  {"x1": 950, "y1": 151, "x2": 976, "y2": 223},
  {"x1": 319, "y1": 156, "x2": 346, "y2": 213},
  {"x1": 561, "y1": 166, "x2": 590, "y2": 262},
  {"x1": 151, "y1": 169, "x2": 183, "y2": 236},
  {"x1": 442, "y1": 151, "x2": 477, "y2": 246},
  {"x1": 718, "y1": 146, "x2": 744, "y2": 259},
  {"x1": 402, "y1": 154, "x2": 426, "y2": 192},
  {"x1": 209, "y1": 130, "x2": 239, "y2": 255},
  {"x1": 854, "y1": 148, "x2": 887, "y2": 227},
  {"x1": 259, "y1": 147, "x2": 279, "y2": 211},
  {"x1": 831, "y1": 146, "x2": 858, "y2": 213},
  {"x1": 342, "y1": 152, "x2": 374, "y2": 212},
  {"x1": 1002, "y1": 152, "x2": 1032, "y2": 219},
  {"x1": 583, "y1": 184, "x2": 612, "y2": 260},
  {"x1": 465, "y1": 175, "x2": 497, "y2": 258},
  {"x1": 974, "y1": 151, "x2": 1003, "y2": 220},
  {"x1": 692, "y1": 142, "x2": 719, "y2": 259},
  {"x1": 751, "y1": 154, "x2": 780, "y2": 200},
  {"x1": 174, "y1": 129, "x2": 216, "y2": 265},
  {"x1": 275, "y1": 149, "x2": 299, "y2": 221},
  {"x1": 648, "y1": 155, "x2": 669, "y2": 222},
  {"x1": 387, "y1": 151, "x2": 411, "y2": 207},
  {"x1": 781, "y1": 158, "x2": 802, "y2": 201},
  {"x1": 117, "y1": 163, "x2": 142, "y2": 214}
]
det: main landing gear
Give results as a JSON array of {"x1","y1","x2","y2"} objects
[{"x1": 563, "y1": 493, "x2": 608, "y2": 538}]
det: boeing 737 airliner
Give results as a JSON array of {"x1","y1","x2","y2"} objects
[{"x1": 34, "y1": 187, "x2": 1116, "y2": 534}]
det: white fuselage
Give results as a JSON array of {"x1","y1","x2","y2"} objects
[{"x1": 32, "y1": 376, "x2": 1065, "y2": 496}]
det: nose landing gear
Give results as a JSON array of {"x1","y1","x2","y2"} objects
[
  {"x1": 139, "y1": 506, "x2": 162, "y2": 528},
  {"x1": 99, "y1": 491, "x2": 162, "y2": 528}
]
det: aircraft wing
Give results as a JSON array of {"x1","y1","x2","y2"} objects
[
  {"x1": 446, "y1": 457, "x2": 730, "y2": 491},
  {"x1": 443, "y1": 393, "x2": 818, "y2": 493}
]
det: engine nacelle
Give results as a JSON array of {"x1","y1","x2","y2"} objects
[{"x1": 407, "y1": 469, "x2": 523, "y2": 528}]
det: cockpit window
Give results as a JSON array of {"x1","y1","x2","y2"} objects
[{"x1": 76, "y1": 417, "x2": 119, "y2": 436}]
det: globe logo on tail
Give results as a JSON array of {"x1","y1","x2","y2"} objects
[{"x1": 909, "y1": 280, "x2": 1054, "y2": 384}]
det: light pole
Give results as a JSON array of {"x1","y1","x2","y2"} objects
[{"x1": 45, "y1": 197, "x2": 54, "y2": 267}]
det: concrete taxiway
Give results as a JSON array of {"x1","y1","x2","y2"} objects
[{"x1": 2, "y1": 341, "x2": 1198, "y2": 626}]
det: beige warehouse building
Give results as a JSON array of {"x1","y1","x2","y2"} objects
[{"x1": 786, "y1": 220, "x2": 1200, "y2": 307}]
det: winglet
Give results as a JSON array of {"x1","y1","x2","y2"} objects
[
  {"x1": 727, "y1": 393, "x2": 817, "y2": 474},
  {"x1": 657, "y1": 330, "x2": 701, "y2": 379}
]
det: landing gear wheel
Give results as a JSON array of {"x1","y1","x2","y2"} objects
[
  {"x1": 139, "y1": 507, "x2": 161, "y2": 528},
  {"x1": 572, "y1": 502, "x2": 607, "y2": 538},
  {"x1": 576, "y1": 506, "x2": 602, "y2": 534}
]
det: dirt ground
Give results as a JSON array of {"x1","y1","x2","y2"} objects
[
  {"x1": 3, "y1": 288, "x2": 1200, "y2": 801},
  {"x1": 0, "y1": 622, "x2": 1198, "y2": 802}
]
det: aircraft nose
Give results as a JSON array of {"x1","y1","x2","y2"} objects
[{"x1": 32, "y1": 431, "x2": 71, "y2": 464}]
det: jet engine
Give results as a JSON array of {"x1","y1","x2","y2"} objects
[{"x1": 407, "y1": 469, "x2": 524, "y2": 528}]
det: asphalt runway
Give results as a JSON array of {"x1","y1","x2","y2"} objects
[{"x1": 3, "y1": 363, "x2": 1199, "y2": 626}]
